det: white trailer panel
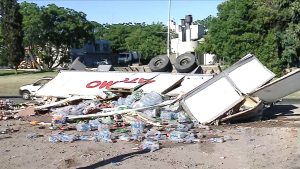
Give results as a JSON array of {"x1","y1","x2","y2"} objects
[
  {"x1": 167, "y1": 75, "x2": 213, "y2": 96},
  {"x1": 252, "y1": 69, "x2": 300, "y2": 103},
  {"x1": 181, "y1": 73, "x2": 244, "y2": 124},
  {"x1": 225, "y1": 54, "x2": 275, "y2": 94},
  {"x1": 140, "y1": 74, "x2": 185, "y2": 94}
]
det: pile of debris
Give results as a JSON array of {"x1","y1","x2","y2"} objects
[
  {"x1": 0, "y1": 99, "x2": 22, "y2": 120},
  {"x1": 2, "y1": 53, "x2": 300, "y2": 152}
]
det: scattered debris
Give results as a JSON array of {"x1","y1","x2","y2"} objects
[{"x1": 2, "y1": 53, "x2": 300, "y2": 152}]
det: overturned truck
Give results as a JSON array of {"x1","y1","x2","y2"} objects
[{"x1": 35, "y1": 54, "x2": 300, "y2": 125}]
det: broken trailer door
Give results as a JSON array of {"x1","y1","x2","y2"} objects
[
  {"x1": 252, "y1": 69, "x2": 300, "y2": 103},
  {"x1": 224, "y1": 54, "x2": 275, "y2": 94},
  {"x1": 181, "y1": 72, "x2": 244, "y2": 124}
]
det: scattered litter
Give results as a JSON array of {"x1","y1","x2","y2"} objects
[
  {"x1": 76, "y1": 123, "x2": 91, "y2": 132},
  {"x1": 142, "y1": 139, "x2": 160, "y2": 152},
  {"x1": 3, "y1": 54, "x2": 300, "y2": 152},
  {"x1": 49, "y1": 133, "x2": 78, "y2": 143},
  {"x1": 27, "y1": 133, "x2": 43, "y2": 139},
  {"x1": 209, "y1": 137, "x2": 225, "y2": 143}
]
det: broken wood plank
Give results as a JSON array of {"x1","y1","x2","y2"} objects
[{"x1": 35, "y1": 96, "x2": 95, "y2": 110}]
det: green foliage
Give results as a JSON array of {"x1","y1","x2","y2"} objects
[
  {"x1": 197, "y1": 0, "x2": 300, "y2": 75},
  {"x1": 93, "y1": 22, "x2": 167, "y2": 60},
  {"x1": 0, "y1": 0, "x2": 24, "y2": 69},
  {"x1": 20, "y1": 2, "x2": 94, "y2": 70}
]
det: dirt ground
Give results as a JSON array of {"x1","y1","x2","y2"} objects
[{"x1": 1, "y1": 103, "x2": 300, "y2": 169}]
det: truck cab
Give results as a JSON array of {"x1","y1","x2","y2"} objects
[{"x1": 117, "y1": 52, "x2": 139, "y2": 66}]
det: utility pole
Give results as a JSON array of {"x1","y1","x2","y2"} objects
[{"x1": 167, "y1": 0, "x2": 171, "y2": 58}]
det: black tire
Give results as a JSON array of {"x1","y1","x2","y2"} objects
[
  {"x1": 174, "y1": 53, "x2": 197, "y2": 73},
  {"x1": 149, "y1": 55, "x2": 172, "y2": 72},
  {"x1": 22, "y1": 90, "x2": 31, "y2": 100}
]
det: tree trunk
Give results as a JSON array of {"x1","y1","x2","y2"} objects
[{"x1": 28, "y1": 45, "x2": 42, "y2": 71}]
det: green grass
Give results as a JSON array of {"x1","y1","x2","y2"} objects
[{"x1": 0, "y1": 70, "x2": 58, "y2": 96}]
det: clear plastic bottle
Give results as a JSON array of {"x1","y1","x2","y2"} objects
[
  {"x1": 131, "y1": 121, "x2": 144, "y2": 141},
  {"x1": 124, "y1": 95, "x2": 135, "y2": 107},
  {"x1": 142, "y1": 139, "x2": 160, "y2": 152},
  {"x1": 89, "y1": 119, "x2": 101, "y2": 130},
  {"x1": 139, "y1": 92, "x2": 163, "y2": 107},
  {"x1": 169, "y1": 131, "x2": 188, "y2": 142},
  {"x1": 76, "y1": 123, "x2": 91, "y2": 132}
]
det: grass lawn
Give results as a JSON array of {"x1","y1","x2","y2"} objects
[{"x1": 0, "y1": 70, "x2": 58, "y2": 96}]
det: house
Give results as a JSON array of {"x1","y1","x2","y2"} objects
[{"x1": 70, "y1": 40, "x2": 115, "y2": 67}]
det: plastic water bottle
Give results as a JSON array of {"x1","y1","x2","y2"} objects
[
  {"x1": 176, "y1": 124, "x2": 189, "y2": 132},
  {"x1": 89, "y1": 119, "x2": 101, "y2": 130},
  {"x1": 169, "y1": 131, "x2": 188, "y2": 142},
  {"x1": 94, "y1": 131, "x2": 112, "y2": 143},
  {"x1": 48, "y1": 133, "x2": 78, "y2": 143},
  {"x1": 178, "y1": 111, "x2": 190, "y2": 123},
  {"x1": 139, "y1": 92, "x2": 163, "y2": 107},
  {"x1": 160, "y1": 111, "x2": 177, "y2": 120},
  {"x1": 76, "y1": 123, "x2": 91, "y2": 132},
  {"x1": 131, "y1": 121, "x2": 144, "y2": 141},
  {"x1": 209, "y1": 137, "x2": 225, "y2": 143},
  {"x1": 142, "y1": 139, "x2": 160, "y2": 152},
  {"x1": 124, "y1": 95, "x2": 135, "y2": 108}
]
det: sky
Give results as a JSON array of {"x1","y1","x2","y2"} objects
[{"x1": 20, "y1": 0, "x2": 224, "y2": 24}]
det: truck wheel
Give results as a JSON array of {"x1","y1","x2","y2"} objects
[
  {"x1": 174, "y1": 53, "x2": 197, "y2": 73},
  {"x1": 22, "y1": 90, "x2": 31, "y2": 100},
  {"x1": 149, "y1": 55, "x2": 172, "y2": 72}
]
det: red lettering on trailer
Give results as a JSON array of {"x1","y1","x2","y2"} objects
[
  {"x1": 86, "y1": 81, "x2": 102, "y2": 88},
  {"x1": 99, "y1": 81, "x2": 118, "y2": 89},
  {"x1": 138, "y1": 78, "x2": 155, "y2": 84},
  {"x1": 85, "y1": 77, "x2": 156, "y2": 89}
]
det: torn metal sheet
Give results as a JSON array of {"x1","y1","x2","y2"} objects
[
  {"x1": 166, "y1": 74, "x2": 213, "y2": 96},
  {"x1": 224, "y1": 54, "x2": 275, "y2": 94},
  {"x1": 181, "y1": 72, "x2": 244, "y2": 124},
  {"x1": 140, "y1": 74, "x2": 185, "y2": 94},
  {"x1": 252, "y1": 69, "x2": 300, "y2": 103}
]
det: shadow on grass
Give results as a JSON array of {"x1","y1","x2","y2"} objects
[{"x1": 0, "y1": 70, "x2": 55, "y2": 76}]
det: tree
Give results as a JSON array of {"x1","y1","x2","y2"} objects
[
  {"x1": 20, "y1": 3, "x2": 94, "y2": 70},
  {"x1": 20, "y1": 2, "x2": 43, "y2": 70},
  {"x1": 0, "y1": 0, "x2": 24, "y2": 70},
  {"x1": 194, "y1": 15, "x2": 213, "y2": 33},
  {"x1": 196, "y1": 0, "x2": 300, "y2": 75},
  {"x1": 0, "y1": 24, "x2": 5, "y2": 66},
  {"x1": 95, "y1": 22, "x2": 167, "y2": 60}
]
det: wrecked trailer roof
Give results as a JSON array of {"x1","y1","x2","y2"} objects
[{"x1": 35, "y1": 70, "x2": 212, "y2": 98}]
